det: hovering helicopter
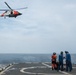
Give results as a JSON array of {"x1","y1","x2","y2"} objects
[{"x1": 0, "y1": 2, "x2": 27, "y2": 18}]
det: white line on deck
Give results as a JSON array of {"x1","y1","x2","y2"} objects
[
  {"x1": 42, "y1": 63, "x2": 72, "y2": 75},
  {"x1": 20, "y1": 66, "x2": 50, "y2": 75},
  {"x1": 0, "y1": 64, "x2": 13, "y2": 75}
]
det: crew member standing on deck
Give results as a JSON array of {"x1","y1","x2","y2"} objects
[
  {"x1": 51, "y1": 52, "x2": 57, "y2": 70},
  {"x1": 65, "y1": 51, "x2": 72, "y2": 72},
  {"x1": 58, "y1": 51, "x2": 64, "y2": 71}
]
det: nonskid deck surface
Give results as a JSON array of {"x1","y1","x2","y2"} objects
[{"x1": 0, "y1": 62, "x2": 76, "y2": 75}]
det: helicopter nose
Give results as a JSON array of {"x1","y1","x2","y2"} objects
[{"x1": 19, "y1": 13, "x2": 22, "y2": 15}]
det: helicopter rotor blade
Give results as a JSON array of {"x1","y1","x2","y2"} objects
[
  {"x1": 0, "y1": 2, "x2": 27, "y2": 11},
  {"x1": 4, "y1": 2, "x2": 13, "y2": 10},
  {"x1": 14, "y1": 7, "x2": 28, "y2": 10},
  {"x1": 0, "y1": 7, "x2": 27, "y2": 11},
  {"x1": 0, "y1": 9, "x2": 9, "y2": 11}
]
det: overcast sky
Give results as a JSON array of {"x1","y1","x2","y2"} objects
[{"x1": 0, "y1": 0, "x2": 76, "y2": 54}]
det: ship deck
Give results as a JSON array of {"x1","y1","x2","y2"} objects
[{"x1": 0, "y1": 62, "x2": 76, "y2": 75}]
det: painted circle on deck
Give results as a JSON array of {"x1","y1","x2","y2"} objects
[{"x1": 20, "y1": 66, "x2": 51, "y2": 75}]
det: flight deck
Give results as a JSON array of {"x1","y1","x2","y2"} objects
[{"x1": 0, "y1": 62, "x2": 76, "y2": 75}]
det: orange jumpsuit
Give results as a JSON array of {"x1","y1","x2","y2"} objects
[{"x1": 51, "y1": 54, "x2": 57, "y2": 70}]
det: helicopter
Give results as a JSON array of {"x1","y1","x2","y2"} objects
[{"x1": 0, "y1": 2, "x2": 27, "y2": 18}]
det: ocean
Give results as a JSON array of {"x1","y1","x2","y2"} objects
[{"x1": 0, "y1": 54, "x2": 76, "y2": 64}]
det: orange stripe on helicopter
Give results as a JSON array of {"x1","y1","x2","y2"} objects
[{"x1": 13, "y1": 11, "x2": 19, "y2": 15}]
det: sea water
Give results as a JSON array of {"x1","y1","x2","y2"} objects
[{"x1": 0, "y1": 54, "x2": 76, "y2": 64}]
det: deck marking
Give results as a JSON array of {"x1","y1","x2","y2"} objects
[
  {"x1": 0, "y1": 64, "x2": 13, "y2": 75},
  {"x1": 20, "y1": 66, "x2": 51, "y2": 75},
  {"x1": 20, "y1": 67, "x2": 70, "y2": 75},
  {"x1": 42, "y1": 63, "x2": 52, "y2": 68},
  {"x1": 42, "y1": 63, "x2": 72, "y2": 75}
]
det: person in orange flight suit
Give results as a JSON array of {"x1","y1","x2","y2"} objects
[{"x1": 51, "y1": 52, "x2": 57, "y2": 70}]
